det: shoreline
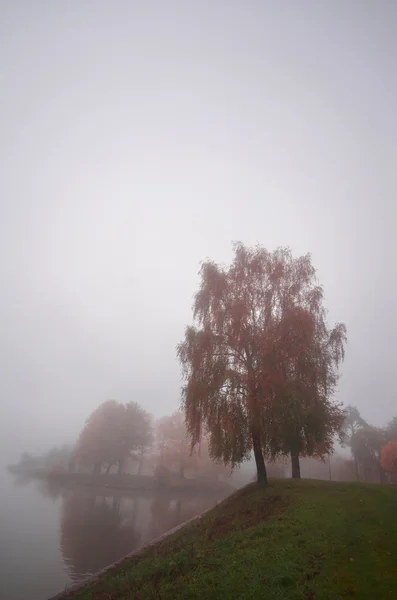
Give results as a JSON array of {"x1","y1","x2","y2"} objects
[
  {"x1": 47, "y1": 500, "x2": 220, "y2": 600},
  {"x1": 6, "y1": 465, "x2": 234, "y2": 495}
]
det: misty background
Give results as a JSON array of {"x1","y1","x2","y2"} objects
[{"x1": 0, "y1": 1, "x2": 396, "y2": 466}]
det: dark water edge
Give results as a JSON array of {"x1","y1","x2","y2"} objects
[
  {"x1": 48, "y1": 502, "x2": 219, "y2": 600},
  {"x1": 6, "y1": 465, "x2": 234, "y2": 494},
  {"x1": 0, "y1": 470, "x2": 230, "y2": 600}
]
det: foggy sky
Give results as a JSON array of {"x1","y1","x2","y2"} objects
[{"x1": 1, "y1": 1, "x2": 396, "y2": 464}]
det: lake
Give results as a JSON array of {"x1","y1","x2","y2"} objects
[{"x1": 0, "y1": 469, "x2": 227, "y2": 600}]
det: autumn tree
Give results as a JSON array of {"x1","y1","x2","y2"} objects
[
  {"x1": 264, "y1": 306, "x2": 346, "y2": 478},
  {"x1": 155, "y1": 412, "x2": 197, "y2": 478},
  {"x1": 124, "y1": 403, "x2": 154, "y2": 475},
  {"x1": 380, "y1": 441, "x2": 397, "y2": 480},
  {"x1": 178, "y1": 242, "x2": 347, "y2": 486},
  {"x1": 75, "y1": 400, "x2": 153, "y2": 475},
  {"x1": 75, "y1": 400, "x2": 122, "y2": 474}
]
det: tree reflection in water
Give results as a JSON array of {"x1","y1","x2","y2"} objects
[
  {"x1": 38, "y1": 480, "x2": 225, "y2": 584},
  {"x1": 59, "y1": 489, "x2": 141, "y2": 582}
]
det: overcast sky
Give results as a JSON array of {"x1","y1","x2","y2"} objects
[{"x1": 0, "y1": 1, "x2": 396, "y2": 463}]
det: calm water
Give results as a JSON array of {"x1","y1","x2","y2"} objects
[{"x1": 0, "y1": 470, "x2": 226, "y2": 600}]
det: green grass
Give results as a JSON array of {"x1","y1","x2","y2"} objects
[{"x1": 67, "y1": 479, "x2": 397, "y2": 600}]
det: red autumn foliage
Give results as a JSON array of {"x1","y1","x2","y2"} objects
[
  {"x1": 178, "y1": 242, "x2": 347, "y2": 486},
  {"x1": 380, "y1": 441, "x2": 397, "y2": 474}
]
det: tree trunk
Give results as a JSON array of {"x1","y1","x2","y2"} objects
[
  {"x1": 179, "y1": 463, "x2": 185, "y2": 479},
  {"x1": 251, "y1": 427, "x2": 268, "y2": 487},
  {"x1": 291, "y1": 452, "x2": 301, "y2": 478}
]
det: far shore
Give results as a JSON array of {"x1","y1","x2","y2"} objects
[{"x1": 6, "y1": 464, "x2": 234, "y2": 495}]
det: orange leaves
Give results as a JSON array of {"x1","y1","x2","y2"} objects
[{"x1": 380, "y1": 441, "x2": 397, "y2": 474}]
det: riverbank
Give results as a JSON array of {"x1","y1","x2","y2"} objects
[
  {"x1": 7, "y1": 465, "x2": 233, "y2": 495},
  {"x1": 54, "y1": 478, "x2": 397, "y2": 599}
]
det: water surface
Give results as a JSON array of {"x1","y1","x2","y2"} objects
[{"x1": 0, "y1": 470, "x2": 226, "y2": 600}]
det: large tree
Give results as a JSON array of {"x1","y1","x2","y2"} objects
[{"x1": 178, "y1": 242, "x2": 347, "y2": 486}]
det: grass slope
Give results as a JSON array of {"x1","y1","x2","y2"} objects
[{"x1": 68, "y1": 479, "x2": 397, "y2": 600}]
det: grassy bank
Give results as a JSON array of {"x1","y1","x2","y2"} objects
[{"x1": 64, "y1": 479, "x2": 397, "y2": 599}]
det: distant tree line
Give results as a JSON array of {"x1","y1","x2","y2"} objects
[
  {"x1": 13, "y1": 444, "x2": 75, "y2": 474},
  {"x1": 14, "y1": 402, "x2": 397, "y2": 486},
  {"x1": 42, "y1": 401, "x2": 231, "y2": 482}
]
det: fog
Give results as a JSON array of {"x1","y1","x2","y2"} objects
[{"x1": 0, "y1": 1, "x2": 396, "y2": 465}]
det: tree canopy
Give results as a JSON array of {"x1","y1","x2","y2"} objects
[
  {"x1": 178, "y1": 242, "x2": 347, "y2": 486},
  {"x1": 75, "y1": 400, "x2": 153, "y2": 475}
]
